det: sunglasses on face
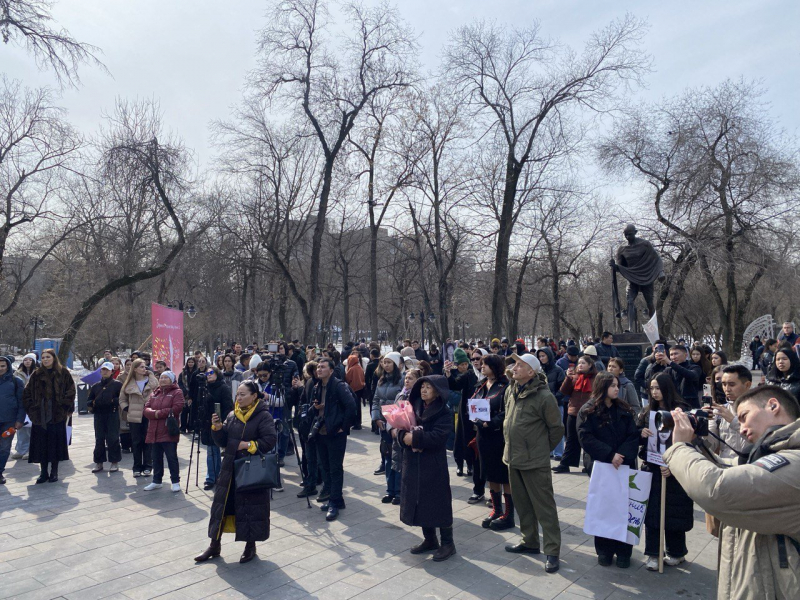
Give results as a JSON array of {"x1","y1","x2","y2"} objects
[
  {"x1": 205, "y1": 370, "x2": 214, "y2": 376},
  {"x1": 471, "y1": 358, "x2": 481, "y2": 363}
]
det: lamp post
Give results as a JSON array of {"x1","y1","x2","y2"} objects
[
  {"x1": 409, "y1": 310, "x2": 436, "y2": 349},
  {"x1": 29, "y1": 316, "x2": 45, "y2": 350},
  {"x1": 461, "y1": 320, "x2": 470, "y2": 341}
]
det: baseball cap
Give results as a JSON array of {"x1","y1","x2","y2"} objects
[
  {"x1": 100, "y1": 361, "x2": 115, "y2": 371},
  {"x1": 510, "y1": 353, "x2": 540, "y2": 372}
]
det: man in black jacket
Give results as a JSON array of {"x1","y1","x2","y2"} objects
[
  {"x1": 313, "y1": 358, "x2": 357, "y2": 522},
  {"x1": 88, "y1": 362, "x2": 123, "y2": 473},
  {"x1": 646, "y1": 345, "x2": 702, "y2": 408}
]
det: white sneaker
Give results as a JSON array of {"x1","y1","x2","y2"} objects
[
  {"x1": 10, "y1": 452, "x2": 23, "y2": 460},
  {"x1": 171, "y1": 483, "x2": 181, "y2": 493},
  {"x1": 143, "y1": 483, "x2": 162, "y2": 491},
  {"x1": 664, "y1": 555, "x2": 685, "y2": 567},
  {"x1": 109, "y1": 463, "x2": 119, "y2": 472},
  {"x1": 645, "y1": 557, "x2": 659, "y2": 571}
]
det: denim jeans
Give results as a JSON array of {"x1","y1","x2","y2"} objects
[
  {"x1": 15, "y1": 425, "x2": 30, "y2": 455},
  {"x1": 205, "y1": 444, "x2": 221, "y2": 484},
  {"x1": 551, "y1": 405, "x2": 565, "y2": 458},
  {"x1": 317, "y1": 432, "x2": 347, "y2": 506},
  {"x1": 152, "y1": 441, "x2": 180, "y2": 484},
  {"x1": 386, "y1": 468, "x2": 401, "y2": 496},
  {"x1": 0, "y1": 421, "x2": 14, "y2": 475}
]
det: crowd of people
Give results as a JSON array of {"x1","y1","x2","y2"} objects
[{"x1": 1, "y1": 329, "x2": 798, "y2": 597}]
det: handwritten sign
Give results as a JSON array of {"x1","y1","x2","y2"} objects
[
  {"x1": 584, "y1": 463, "x2": 652, "y2": 545},
  {"x1": 467, "y1": 398, "x2": 490, "y2": 422},
  {"x1": 626, "y1": 470, "x2": 652, "y2": 545}
]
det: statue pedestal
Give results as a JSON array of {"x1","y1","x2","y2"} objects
[{"x1": 614, "y1": 332, "x2": 650, "y2": 381}]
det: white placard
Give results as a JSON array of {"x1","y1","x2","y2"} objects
[
  {"x1": 646, "y1": 411, "x2": 670, "y2": 466},
  {"x1": 584, "y1": 462, "x2": 630, "y2": 542},
  {"x1": 642, "y1": 311, "x2": 660, "y2": 345},
  {"x1": 626, "y1": 469, "x2": 653, "y2": 545},
  {"x1": 467, "y1": 397, "x2": 490, "y2": 422}
]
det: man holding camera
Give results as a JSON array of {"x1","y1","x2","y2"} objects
[
  {"x1": 664, "y1": 385, "x2": 800, "y2": 599},
  {"x1": 645, "y1": 344, "x2": 703, "y2": 408}
]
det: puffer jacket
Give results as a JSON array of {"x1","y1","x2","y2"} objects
[
  {"x1": 119, "y1": 372, "x2": 159, "y2": 424},
  {"x1": 371, "y1": 377, "x2": 403, "y2": 421},
  {"x1": 502, "y1": 372, "x2": 564, "y2": 470},
  {"x1": 665, "y1": 420, "x2": 800, "y2": 600},
  {"x1": 536, "y1": 347, "x2": 565, "y2": 404},
  {"x1": 0, "y1": 356, "x2": 25, "y2": 424},
  {"x1": 143, "y1": 383, "x2": 185, "y2": 444}
]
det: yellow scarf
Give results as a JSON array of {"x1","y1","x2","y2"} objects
[{"x1": 234, "y1": 399, "x2": 259, "y2": 423}]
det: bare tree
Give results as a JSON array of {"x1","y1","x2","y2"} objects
[
  {"x1": 57, "y1": 99, "x2": 189, "y2": 361},
  {"x1": 1, "y1": 0, "x2": 105, "y2": 86},
  {"x1": 252, "y1": 0, "x2": 417, "y2": 341},
  {"x1": 0, "y1": 75, "x2": 84, "y2": 316},
  {"x1": 444, "y1": 15, "x2": 649, "y2": 335}
]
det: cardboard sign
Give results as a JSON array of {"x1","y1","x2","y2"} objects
[
  {"x1": 467, "y1": 397, "x2": 490, "y2": 422},
  {"x1": 584, "y1": 462, "x2": 653, "y2": 546},
  {"x1": 626, "y1": 469, "x2": 652, "y2": 545}
]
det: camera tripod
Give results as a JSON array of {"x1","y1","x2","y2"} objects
[{"x1": 270, "y1": 382, "x2": 312, "y2": 508}]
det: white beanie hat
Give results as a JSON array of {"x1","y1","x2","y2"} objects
[
  {"x1": 249, "y1": 353, "x2": 262, "y2": 370},
  {"x1": 162, "y1": 370, "x2": 176, "y2": 383},
  {"x1": 23, "y1": 353, "x2": 38, "y2": 363},
  {"x1": 384, "y1": 352, "x2": 403, "y2": 370}
]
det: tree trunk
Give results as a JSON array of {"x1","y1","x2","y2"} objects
[
  {"x1": 490, "y1": 155, "x2": 521, "y2": 335},
  {"x1": 306, "y1": 160, "x2": 334, "y2": 343}
]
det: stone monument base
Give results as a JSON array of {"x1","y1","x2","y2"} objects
[{"x1": 614, "y1": 332, "x2": 650, "y2": 381}]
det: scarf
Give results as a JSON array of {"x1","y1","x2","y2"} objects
[
  {"x1": 234, "y1": 399, "x2": 259, "y2": 423},
  {"x1": 574, "y1": 373, "x2": 594, "y2": 394}
]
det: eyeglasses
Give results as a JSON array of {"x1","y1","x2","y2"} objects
[
  {"x1": 205, "y1": 370, "x2": 214, "y2": 376},
  {"x1": 471, "y1": 358, "x2": 481, "y2": 363}
]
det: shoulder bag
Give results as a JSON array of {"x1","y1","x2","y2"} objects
[{"x1": 234, "y1": 450, "x2": 278, "y2": 492}]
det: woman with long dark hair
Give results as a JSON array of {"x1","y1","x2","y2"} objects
[
  {"x1": 10, "y1": 353, "x2": 37, "y2": 460},
  {"x1": 638, "y1": 373, "x2": 694, "y2": 571},
  {"x1": 710, "y1": 351, "x2": 728, "y2": 369},
  {"x1": 195, "y1": 380, "x2": 277, "y2": 564},
  {"x1": 554, "y1": 355, "x2": 598, "y2": 473},
  {"x1": 690, "y1": 345, "x2": 713, "y2": 379},
  {"x1": 578, "y1": 372, "x2": 639, "y2": 568},
  {"x1": 221, "y1": 354, "x2": 244, "y2": 402},
  {"x1": 473, "y1": 354, "x2": 511, "y2": 530},
  {"x1": 22, "y1": 349, "x2": 75, "y2": 483},
  {"x1": 766, "y1": 346, "x2": 800, "y2": 401}
]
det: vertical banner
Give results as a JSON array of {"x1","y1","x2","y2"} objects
[{"x1": 151, "y1": 302, "x2": 184, "y2": 374}]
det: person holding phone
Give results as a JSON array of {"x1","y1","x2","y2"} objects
[{"x1": 201, "y1": 367, "x2": 233, "y2": 490}]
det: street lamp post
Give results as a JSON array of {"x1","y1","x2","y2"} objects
[
  {"x1": 29, "y1": 316, "x2": 45, "y2": 351},
  {"x1": 409, "y1": 310, "x2": 436, "y2": 349},
  {"x1": 461, "y1": 320, "x2": 470, "y2": 341}
]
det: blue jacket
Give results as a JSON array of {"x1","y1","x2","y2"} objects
[{"x1": 0, "y1": 357, "x2": 25, "y2": 424}]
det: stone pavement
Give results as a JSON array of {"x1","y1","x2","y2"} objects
[{"x1": 0, "y1": 413, "x2": 717, "y2": 600}]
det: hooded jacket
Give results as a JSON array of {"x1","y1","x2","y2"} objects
[
  {"x1": 664, "y1": 420, "x2": 800, "y2": 599},
  {"x1": 535, "y1": 347, "x2": 566, "y2": 404},
  {"x1": 502, "y1": 371, "x2": 564, "y2": 469},
  {"x1": 345, "y1": 355, "x2": 365, "y2": 392},
  {"x1": 0, "y1": 356, "x2": 25, "y2": 424},
  {"x1": 118, "y1": 372, "x2": 159, "y2": 424}
]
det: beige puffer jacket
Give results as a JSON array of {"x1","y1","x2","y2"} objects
[
  {"x1": 664, "y1": 420, "x2": 800, "y2": 600},
  {"x1": 119, "y1": 372, "x2": 160, "y2": 424}
]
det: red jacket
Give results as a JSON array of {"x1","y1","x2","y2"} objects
[
  {"x1": 560, "y1": 372, "x2": 597, "y2": 417},
  {"x1": 143, "y1": 383, "x2": 185, "y2": 444}
]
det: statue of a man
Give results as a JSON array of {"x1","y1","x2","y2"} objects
[{"x1": 609, "y1": 224, "x2": 665, "y2": 332}]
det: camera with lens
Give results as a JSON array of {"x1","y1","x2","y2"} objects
[
  {"x1": 306, "y1": 416, "x2": 323, "y2": 442},
  {"x1": 655, "y1": 409, "x2": 710, "y2": 438}
]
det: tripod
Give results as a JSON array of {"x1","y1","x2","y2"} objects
[
  {"x1": 185, "y1": 377, "x2": 207, "y2": 493},
  {"x1": 271, "y1": 383, "x2": 311, "y2": 508}
]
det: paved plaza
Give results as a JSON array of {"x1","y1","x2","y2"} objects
[{"x1": 0, "y1": 413, "x2": 717, "y2": 600}]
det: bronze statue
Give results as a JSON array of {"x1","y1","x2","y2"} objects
[{"x1": 609, "y1": 224, "x2": 665, "y2": 332}]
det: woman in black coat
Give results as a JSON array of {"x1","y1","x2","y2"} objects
[
  {"x1": 472, "y1": 355, "x2": 511, "y2": 530},
  {"x1": 200, "y1": 367, "x2": 233, "y2": 490},
  {"x1": 578, "y1": 372, "x2": 640, "y2": 568},
  {"x1": 637, "y1": 373, "x2": 694, "y2": 571},
  {"x1": 195, "y1": 380, "x2": 277, "y2": 565},
  {"x1": 396, "y1": 375, "x2": 455, "y2": 562},
  {"x1": 766, "y1": 346, "x2": 800, "y2": 402}
]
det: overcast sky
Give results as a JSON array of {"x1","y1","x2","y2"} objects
[{"x1": 4, "y1": 0, "x2": 798, "y2": 173}]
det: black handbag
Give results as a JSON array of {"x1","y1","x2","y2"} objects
[
  {"x1": 166, "y1": 409, "x2": 180, "y2": 437},
  {"x1": 234, "y1": 450, "x2": 278, "y2": 492}
]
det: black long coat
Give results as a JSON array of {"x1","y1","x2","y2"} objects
[
  {"x1": 577, "y1": 402, "x2": 639, "y2": 474},
  {"x1": 397, "y1": 375, "x2": 454, "y2": 529},
  {"x1": 474, "y1": 379, "x2": 509, "y2": 484},
  {"x1": 199, "y1": 378, "x2": 233, "y2": 446},
  {"x1": 448, "y1": 368, "x2": 477, "y2": 465},
  {"x1": 208, "y1": 401, "x2": 277, "y2": 542}
]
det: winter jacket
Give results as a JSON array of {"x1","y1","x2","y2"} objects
[
  {"x1": 560, "y1": 372, "x2": 597, "y2": 416},
  {"x1": 635, "y1": 356, "x2": 652, "y2": 399},
  {"x1": 0, "y1": 356, "x2": 25, "y2": 424},
  {"x1": 502, "y1": 372, "x2": 564, "y2": 470},
  {"x1": 645, "y1": 360, "x2": 703, "y2": 408},
  {"x1": 594, "y1": 342, "x2": 620, "y2": 367},
  {"x1": 200, "y1": 378, "x2": 233, "y2": 446},
  {"x1": 87, "y1": 377, "x2": 122, "y2": 414},
  {"x1": 618, "y1": 374, "x2": 641, "y2": 409},
  {"x1": 209, "y1": 400, "x2": 277, "y2": 542},
  {"x1": 313, "y1": 376, "x2": 357, "y2": 435},
  {"x1": 555, "y1": 355, "x2": 577, "y2": 373},
  {"x1": 536, "y1": 347, "x2": 566, "y2": 404},
  {"x1": 371, "y1": 377, "x2": 403, "y2": 421},
  {"x1": 345, "y1": 355, "x2": 365, "y2": 392},
  {"x1": 118, "y1": 372, "x2": 159, "y2": 424},
  {"x1": 23, "y1": 366, "x2": 76, "y2": 426},
  {"x1": 396, "y1": 375, "x2": 453, "y2": 529},
  {"x1": 578, "y1": 402, "x2": 639, "y2": 471},
  {"x1": 767, "y1": 373, "x2": 800, "y2": 403},
  {"x1": 707, "y1": 407, "x2": 749, "y2": 460},
  {"x1": 665, "y1": 420, "x2": 800, "y2": 600},
  {"x1": 428, "y1": 351, "x2": 443, "y2": 375},
  {"x1": 143, "y1": 383, "x2": 185, "y2": 444},
  {"x1": 222, "y1": 370, "x2": 244, "y2": 402}
]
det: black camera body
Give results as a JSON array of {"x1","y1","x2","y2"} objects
[{"x1": 655, "y1": 409, "x2": 710, "y2": 438}]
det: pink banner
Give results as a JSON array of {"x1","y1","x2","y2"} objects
[{"x1": 151, "y1": 302, "x2": 184, "y2": 374}]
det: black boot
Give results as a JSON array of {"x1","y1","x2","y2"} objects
[
  {"x1": 36, "y1": 464, "x2": 49, "y2": 484},
  {"x1": 48, "y1": 462, "x2": 59, "y2": 483},
  {"x1": 490, "y1": 493, "x2": 515, "y2": 531},
  {"x1": 410, "y1": 535, "x2": 440, "y2": 554},
  {"x1": 240, "y1": 541, "x2": 256, "y2": 563},
  {"x1": 482, "y1": 491, "x2": 503, "y2": 528},
  {"x1": 194, "y1": 539, "x2": 221, "y2": 562}
]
